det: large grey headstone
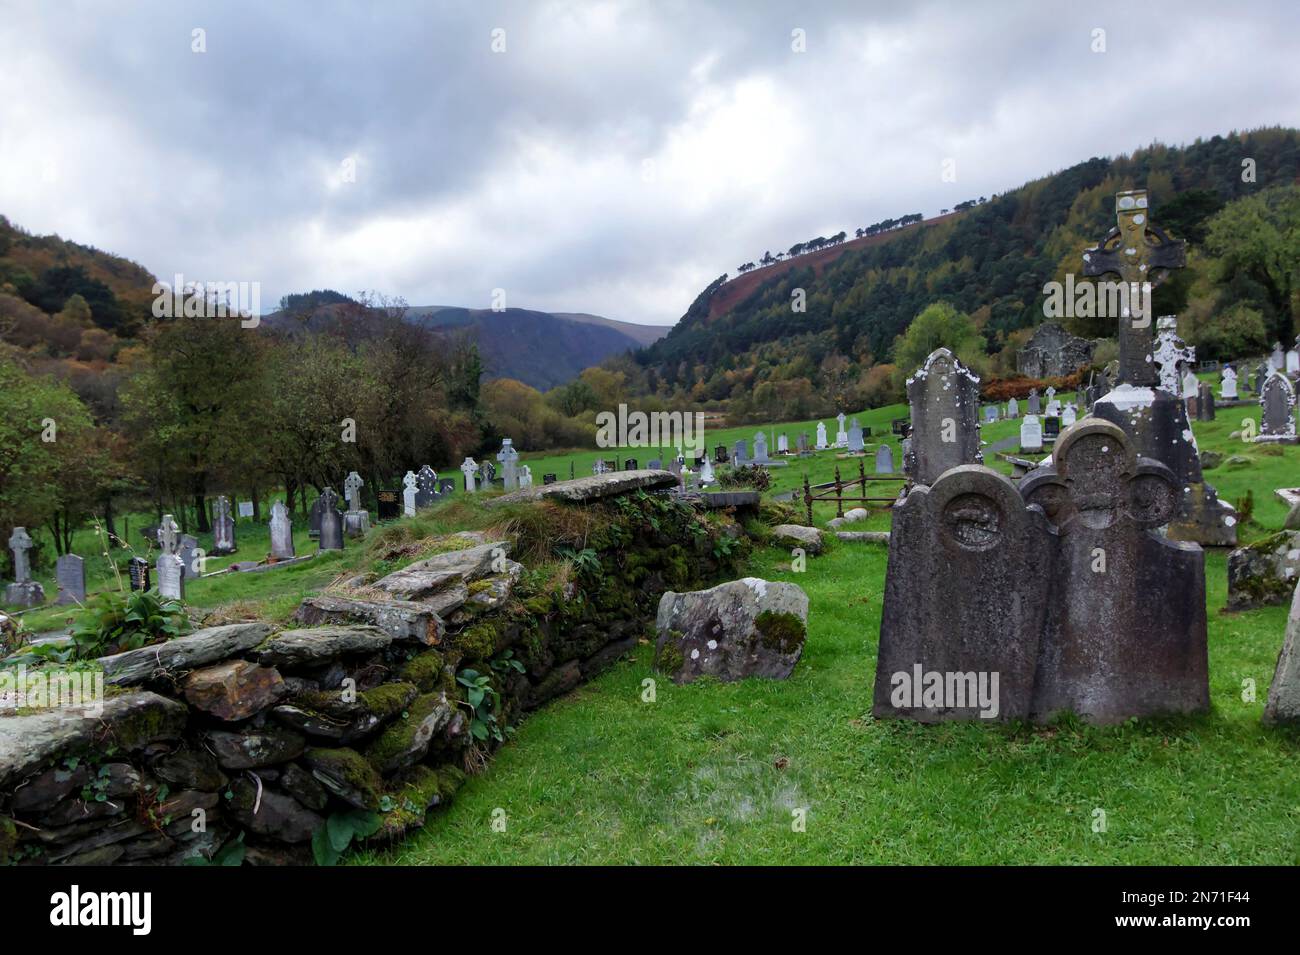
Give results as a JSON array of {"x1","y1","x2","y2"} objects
[
  {"x1": 55, "y1": 554, "x2": 86, "y2": 605},
  {"x1": 212, "y1": 496, "x2": 236, "y2": 555},
  {"x1": 904, "y1": 348, "x2": 982, "y2": 485},
  {"x1": 1263, "y1": 579, "x2": 1300, "y2": 726},
  {"x1": 1020, "y1": 419, "x2": 1208, "y2": 723},
  {"x1": 847, "y1": 426, "x2": 865, "y2": 453},
  {"x1": 269, "y1": 501, "x2": 295, "y2": 560},
  {"x1": 874, "y1": 466, "x2": 1053, "y2": 721},
  {"x1": 178, "y1": 534, "x2": 201, "y2": 580},
  {"x1": 1027, "y1": 389, "x2": 1040, "y2": 414},
  {"x1": 752, "y1": 432, "x2": 769, "y2": 463},
  {"x1": 308, "y1": 495, "x2": 326, "y2": 540},
  {"x1": 7, "y1": 527, "x2": 33, "y2": 583},
  {"x1": 317, "y1": 488, "x2": 344, "y2": 551}
]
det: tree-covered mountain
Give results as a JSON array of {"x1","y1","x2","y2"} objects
[{"x1": 624, "y1": 128, "x2": 1300, "y2": 419}]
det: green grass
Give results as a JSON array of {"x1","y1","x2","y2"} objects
[{"x1": 352, "y1": 399, "x2": 1300, "y2": 866}]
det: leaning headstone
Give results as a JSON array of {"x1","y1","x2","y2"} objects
[
  {"x1": 269, "y1": 501, "x2": 295, "y2": 560},
  {"x1": 55, "y1": 554, "x2": 86, "y2": 605},
  {"x1": 1020, "y1": 420, "x2": 1208, "y2": 722},
  {"x1": 1256, "y1": 369, "x2": 1298, "y2": 443},
  {"x1": 875, "y1": 445, "x2": 894, "y2": 474},
  {"x1": 815, "y1": 422, "x2": 829, "y2": 450},
  {"x1": 211, "y1": 496, "x2": 236, "y2": 555},
  {"x1": 4, "y1": 527, "x2": 44, "y2": 607},
  {"x1": 1263, "y1": 579, "x2": 1300, "y2": 726},
  {"x1": 1221, "y1": 365, "x2": 1238, "y2": 400},
  {"x1": 874, "y1": 466, "x2": 1053, "y2": 721},
  {"x1": 903, "y1": 348, "x2": 982, "y2": 486},
  {"x1": 461, "y1": 458, "x2": 480, "y2": 491},
  {"x1": 1006, "y1": 397, "x2": 1019, "y2": 419},
  {"x1": 317, "y1": 489, "x2": 344, "y2": 551},
  {"x1": 1019, "y1": 414, "x2": 1043, "y2": 453},
  {"x1": 402, "y1": 471, "x2": 418, "y2": 516}
]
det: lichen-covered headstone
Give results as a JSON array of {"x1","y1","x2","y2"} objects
[
  {"x1": 1020, "y1": 420, "x2": 1208, "y2": 722},
  {"x1": 4, "y1": 527, "x2": 44, "y2": 607},
  {"x1": 874, "y1": 466, "x2": 1053, "y2": 721},
  {"x1": 1027, "y1": 388, "x2": 1041, "y2": 414},
  {"x1": 1263, "y1": 580, "x2": 1300, "y2": 726},
  {"x1": 903, "y1": 348, "x2": 982, "y2": 486},
  {"x1": 415, "y1": 465, "x2": 439, "y2": 507}
]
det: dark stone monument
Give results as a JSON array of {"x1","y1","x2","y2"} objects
[
  {"x1": 308, "y1": 494, "x2": 326, "y2": 540},
  {"x1": 903, "y1": 347, "x2": 982, "y2": 486},
  {"x1": 715, "y1": 445, "x2": 729, "y2": 464},
  {"x1": 1042, "y1": 416, "x2": 1061, "y2": 444},
  {"x1": 542, "y1": 473, "x2": 558, "y2": 485},
  {"x1": 874, "y1": 466, "x2": 1053, "y2": 721},
  {"x1": 376, "y1": 490, "x2": 400, "y2": 521},
  {"x1": 128, "y1": 556, "x2": 150, "y2": 592},
  {"x1": 624, "y1": 458, "x2": 639, "y2": 470},
  {"x1": 1196, "y1": 381, "x2": 1216, "y2": 421},
  {"x1": 1026, "y1": 388, "x2": 1041, "y2": 415},
  {"x1": 1020, "y1": 420, "x2": 1208, "y2": 722},
  {"x1": 1256, "y1": 369, "x2": 1298, "y2": 443},
  {"x1": 415, "y1": 465, "x2": 438, "y2": 508},
  {"x1": 317, "y1": 488, "x2": 345, "y2": 551}
]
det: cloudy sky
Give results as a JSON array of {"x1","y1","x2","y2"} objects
[{"x1": 1, "y1": 0, "x2": 1298, "y2": 326}]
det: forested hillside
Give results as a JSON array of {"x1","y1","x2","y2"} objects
[{"x1": 622, "y1": 128, "x2": 1300, "y2": 420}]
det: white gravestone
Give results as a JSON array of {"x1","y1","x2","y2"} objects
[
  {"x1": 269, "y1": 501, "x2": 295, "y2": 560},
  {"x1": 402, "y1": 471, "x2": 418, "y2": 516},
  {"x1": 1020, "y1": 415, "x2": 1043, "y2": 453},
  {"x1": 461, "y1": 458, "x2": 480, "y2": 491},
  {"x1": 815, "y1": 422, "x2": 828, "y2": 450},
  {"x1": 1221, "y1": 366, "x2": 1238, "y2": 400}
]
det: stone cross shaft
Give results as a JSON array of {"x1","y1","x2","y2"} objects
[
  {"x1": 8, "y1": 527, "x2": 32, "y2": 582},
  {"x1": 1082, "y1": 189, "x2": 1186, "y2": 387}
]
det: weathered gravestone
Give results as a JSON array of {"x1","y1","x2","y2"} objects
[
  {"x1": 1256, "y1": 368, "x2": 1298, "y2": 443},
  {"x1": 875, "y1": 445, "x2": 894, "y2": 474},
  {"x1": 55, "y1": 554, "x2": 86, "y2": 605},
  {"x1": 317, "y1": 489, "x2": 344, "y2": 551},
  {"x1": 415, "y1": 466, "x2": 438, "y2": 508},
  {"x1": 797, "y1": 433, "x2": 809, "y2": 454},
  {"x1": 211, "y1": 496, "x2": 236, "y2": 555},
  {"x1": 237, "y1": 501, "x2": 254, "y2": 519},
  {"x1": 438, "y1": 478, "x2": 457, "y2": 495},
  {"x1": 308, "y1": 494, "x2": 326, "y2": 540},
  {"x1": 178, "y1": 534, "x2": 201, "y2": 580},
  {"x1": 646, "y1": 459, "x2": 662, "y2": 470},
  {"x1": 1196, "y1": 381, "x2": 1216, "y2": 421},
  {"x1": 699, "y1": 458, "x2": 715, "y2": 485},
  {"x1": 1020, "y1": 420, "x2": 1208, "y2": 722},
  {"x1": 542, "y1": 473, "x2": 557, "y2": 485},
  {"x1": 402, "y1": 471, "x2": 418, "y2": 516},
  {"x1": 874, "y1": 466, "x2": 1053, "y2": 721},
  {"x1": 777, "y1": 434, "x2": 789, "y2": 454},
  {"x1": 496, "y1": 439, "x2": 520, "y2": 491},
  {"x1": 1006, "y1": 397, "x2": 1019, "y2": 419},
  {"x1": 156, "y1": 516, "x2": 184, "y2": 600},
  {"x1": 1061, "y1": 403, "x2": 1077, "y2": 428},
  {"x1": 984, "y1": 406, "x2": 998, "y2": 424},
  {"x1": 1263, "y1": 579, "x2": 1300, "y2": 726},
  {"x1": 4, "y1": 527, "x2": 44, "y2": 607},
  {"x1": 1042, "y1": 416, "x2": 1061, "y2": 444},
  {"x1": 128, "y1": 556, "x2": 150, "y2": 592},
  {"x1": 733, "y1": 439, "x2": 748, "y2": 464},
  {"x1": 815, "y1": 422, "x2": 828, "y2": 450},
  {"x1": 847, "y1": 425, "x2": 865, "y2": 453},
  {"x1": 375, "y1": 489, "x2": 399, "y2": 521},
  {"x1": 269, "y1": 501, "x2": 295, "y2": 560},
  {"x1": 1221, "y1": 365, "x2": 1238, "y2": 400},
  {"x1": 1272, "y1": 342, "x2": 1286, "y2": 371},
  {"x1": 1153, "y1": 316, "x2": 1195, "y2": 394},
  {"x1": 623, "y1": 458, "x2": 639, "y2": 471},
  {"x1": 461, "y1": 458, "x2": 479, "y2": 492},
  {"x1": 1019, "y1": 414, "x2": 1043, "y2": 453},
  {"x1": 715, "y1": 445, "x2": 729, "y2": 464},
  {"x1": 903, "y1": 348, "x2": 982, "y2": 485},
  {"x1": 752, "y1": 432, "x2": 770, "y2": 463},
  {"x1": 342, "y1": 471, "x2": 371, "y2": 538},
  {"x1": 1083, "y1": 189, "x2": 1234, "y2": 546},
  {"x1": 1027, "y1": 389, "x2": 1041, "y2": 415}
]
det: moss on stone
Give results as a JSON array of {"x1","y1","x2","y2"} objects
[
  {"x1": 656, "y1": 635, "x2": 685, "y2": 674},
  {"x1": 303, "y1": 746, "x2": 384, "y2": 810},
  {"x1": 398, "y1": 650, "x2": 446, "y2": 692},
  {"x1": 0, "y1": 816, "x2": 17, "y2": 866},
  {"x1": 456, "y1": 621, "x2": 500, "y2": 660},
  {"x1": 755, "y1": 610, "x2": 806, "y2": 654},
  {"x1": 364, "y1": 693, "x2": 447, "y2": 771},
  {"x1": 357, "y1": 682, "x2": 418, "y2": 721}
]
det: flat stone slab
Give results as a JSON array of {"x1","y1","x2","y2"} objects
[
  {"x1": 295, "y1": 594, "x2": 445, "y2": 645},
  {"x1": 372, "y1": 541, "x2": 511, "y2": 603},
  {"x1": 257, "y1": 625, "x2": 393, "y2": 667},
  {"x1": 491, "y1": 469, "x2": 677, "y2": 505},
  {"x1": 226, "y1": 555, "x2": 314, "y2": 574},
  {"x1": 1276, "y1": 487, "x2": 1300, "y2": 508},
  {"x1": 771, "y1": 524, "x2": 823, "y2": 555},
  {"x1": 99, "y1": 623, "x2": 272, "y2": 686},
  {"x1": 0, "y1": 691, "x2": 187, "y2": 788},
  {"x1": 835, "y1": 531, "x2": 891, "y2": 543}
]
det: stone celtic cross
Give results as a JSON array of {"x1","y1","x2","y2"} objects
[
  {"x1": 1082, "y1": 189, "x2": 1186, "y2": 387},
  {"x1": 8, "y1": 527, "x2": 33, "y2": 582},
  {"x1": 158, "y1": 515, "x2": 180, "y2": 555},
  {"x1": 344, "y1": 471, "x2": 364, "y2": 511}
]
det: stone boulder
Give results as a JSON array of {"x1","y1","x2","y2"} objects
[
  {"x1": 1225, "y1": 531, "x2": 1300, "y2": 612},
  {"x1": 184, "y1": 660, "x2": 286, "y2": 721},
  {"x1": 294, "y1": 594, "x2": 445, "y2": 645},
  {"x1": 770, "y1": 524, "x2": 823, "y2": 555},
  {"x1": 654, "y1": 578, "x2": 808, "y2": 684},
  {"x1": 1264, "y1": 580, "x2": 1300, "y2": 725}
]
